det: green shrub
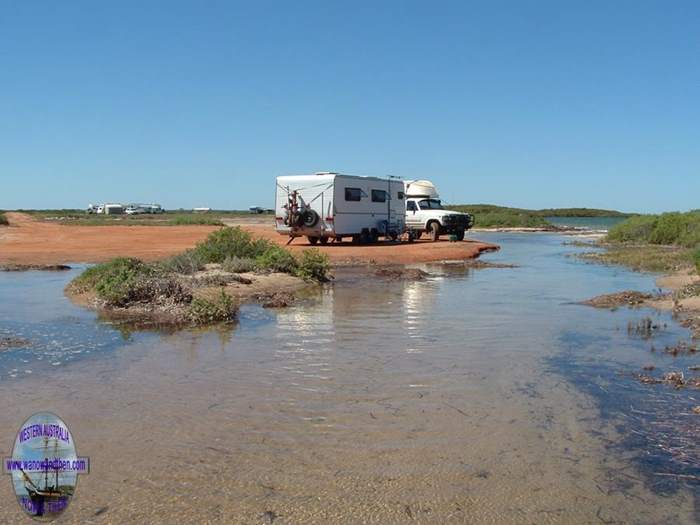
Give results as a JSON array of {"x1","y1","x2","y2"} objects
[
  {"x1": 694, "y1": 248, "x2": 700, "y2": 275},
  {"x1": 648, "y1": 213, "x2": 687, "y2": 245},
  {"x1": 188, "y1": 290, "x2": 237, "y2": 324},
  {"x1": 193, "y1": 227, "x2": 272, "y2": 263},
  {"x1": 0, "y1": 212, "x2": 8, "y2": 226},
  {"x1": 158, "y1": 250, "x2": 204, "y2": 275},
  {"x1": 222, "y1": 255, "x2": 258, "y2": 273},
  {"x1": 607, "y1": 215, "x2": 658, "y2": 243},
  {"x1": 295, "y1": 249, "x2": 331, "y2": 281},
  {"x1": 255, "y1": 246, "x2": 299, "y2": 273},
  {"x1": 607, "y1": 211, "x2": 700, "y2": 247},
  {"x1": 71, "y1": 258, "x2": 153, "y2": 306}
]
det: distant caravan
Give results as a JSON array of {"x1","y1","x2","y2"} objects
[{"x1": 275, "y1": 172, "x2": 406, "y2": 244}]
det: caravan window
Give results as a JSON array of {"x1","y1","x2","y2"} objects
[
  {"x1": 345, "y1": 188, "x2": 362, "y2": 201},
  {"x1": 371, "y1": 190, "x2": 387, "y2": 203}
]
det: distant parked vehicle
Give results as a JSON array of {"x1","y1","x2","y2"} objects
[
  {"x1": 404, "y1": 180, "x2": 473, "y2": 241},
  {"x1": 193, "y1": 207, "x2": 211, "y2": 213},
  {"x1": 95, "y1": 205, "x2": 105, "y2": 214},
  {"x1": 143, "y1": 204, "x2": 164, "y2": 214},
  {"x1": 104, "y1": 204, "x2": 124, "y2": 215},
  {"x1": 249, "y1": 206, "x2": 265, "y2": 214},
  {"x1": 276, "y1": 172, "x2": 405, "y2": 244},
  {"x1": 125, "y1": 205, "x2": 147, "y2": 215}
]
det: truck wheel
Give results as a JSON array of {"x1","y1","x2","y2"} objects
[
  {"x1": 455, "y1": 228, "x2": 465, "y2": 241},
  {"x1": 428, "y1": 222, "x2": 440, "y2": 241},
  {"x1": 308, "y1": 236, "x2": 319, "y2": 245},
  {"x1": 388, "y1": 230, "x2": 398, "y2": 241},
  {"x1": 319, "y1": 237, "x2": 328, "y2": 245},
  {"x1": 335, "y1": 236, "x2": 344, "y2": 243}
]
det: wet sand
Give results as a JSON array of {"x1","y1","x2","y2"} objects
[{"x1": 0, "y1": 213, "x2": 497, "y2": 266}]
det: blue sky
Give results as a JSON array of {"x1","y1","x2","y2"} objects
[{"x1": 1, "y1": 1, "x2": 698, "y2": 212}]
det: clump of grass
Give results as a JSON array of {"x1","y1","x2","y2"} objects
[
  {"x1": 222, "y1": 256, "x2": 257, "y2": 273},
  {"x1": 188, "y1": 289, "x2": 237, "y2": 324},
  {"x1": 158, "y1": 250, "x2": 204, "y2": 275},
  {"x1": 0, "y1": 212, "x2": 8, "y2": 226},
  {"x1": 295, "y1": 249, "x2": 331, "y2": 282},
  {"x1": 694, "y1": 247, "x2": 700, "y2": 274},
  {"x1": 256, "y1": 246, "x2": 299, "y2": 273},
  {"x1": 192, "y1": 227, "x2": 272, "y2": 263},
  {"x1": 70, "y1": 258, "x2": 154, "y2": 306}
]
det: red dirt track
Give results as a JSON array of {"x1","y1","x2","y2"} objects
[{"x1": 0, "y1": 213, "x2": 498, "y2": 266}]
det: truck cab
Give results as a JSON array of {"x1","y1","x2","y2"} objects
[{"x1": 404, "y1": 180, "x2": 474, "y2": 241}]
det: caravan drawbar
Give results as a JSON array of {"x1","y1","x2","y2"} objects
[{"x1": 275, "y1": 172, "x2": 406, "y2": 244}]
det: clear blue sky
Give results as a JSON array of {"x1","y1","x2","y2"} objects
[{"x1": 1, "y1": 1, "x2": 698, "y2": 212}]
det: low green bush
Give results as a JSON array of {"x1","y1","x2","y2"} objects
[
  {"x1": 158, "y1": 250, "x2": 204, "y2": 275},
  {"x1": 607, "y1": 211, "x2": 700, "y2": 248},
  {"x1": 71, "y1": 258, "x2": 153, "y2": 306},
  {"x1": 607, "y1": 215, "x2": 658, "y2": 243},
  {"x1": 188, "y1": 290, "x2": 237, "y2": 324},
  {"x1": 295, "y1": 249, "x2": 331, "y2": 281},
  {"x1": 193, "y1": 227, "x2": 272, "y2": 263},
  {"x1": 0, "y1": 212, "x2": 8, "y2": 226},
  {"x1": 694, "y1": 248, "x2": 700, "y2": 274},
  {"x1": 222, "y1": 255, "x2": 258, "y2": 273},
  {"x1": 255, "y1": 246, "x2": 299, "y2": 273}
]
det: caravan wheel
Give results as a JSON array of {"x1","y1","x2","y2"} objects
[
  {"x1": 319, "y1": 237, "x2": 328, "y2": 245},
  {"x1": 308, "y1": 236, "x2": 319, "y2": 245}
]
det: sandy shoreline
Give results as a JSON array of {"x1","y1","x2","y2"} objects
[{"x1": 0, "y1": 213, "x2": 497, "y2": 266}]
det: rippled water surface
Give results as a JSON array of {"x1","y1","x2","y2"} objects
[{"x1": 0, "y1": 234, "x2": 697, "y2": 524}]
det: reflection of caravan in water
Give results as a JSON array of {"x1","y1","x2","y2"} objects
[{"x1": 275, "y1": 172, "x2": 405, "y2": 244}]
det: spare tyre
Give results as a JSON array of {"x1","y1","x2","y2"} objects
[{"x1": 302, "y1": 210, "x2": 319, "y2": 227}]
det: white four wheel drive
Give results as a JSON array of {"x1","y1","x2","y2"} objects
[{"x1": 404, "y1": 180, "x2": 474, "y2": 241}]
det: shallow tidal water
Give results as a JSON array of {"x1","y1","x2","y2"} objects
[{"x1": 0, "y1": 234, "x2": 698, "y2": 524}]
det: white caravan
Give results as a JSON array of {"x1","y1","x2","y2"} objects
[{"x1": 275, "y1": 172, "x2": 406, "y2": 244}]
